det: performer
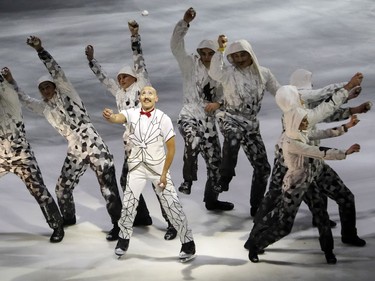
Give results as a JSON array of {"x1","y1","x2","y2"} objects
[
  {"x1": 103, "y1": 86, "x2": 195, "y2": 262},
  {"x1": 246, "y1": 105, "x2": 360, "y2": 264},
  {"x1": 170, "y1": 7, "x2": 233, "y2": 211},
  {"x1": 12, "y1": 36, "x2": 122, "y2": 241},
  {"x1": 0, "y1": 68, "x2": 63, "y2": 243},
  {"x1": 208, "y1": 35, "x2": 280, "y2": 216},
  {"x1": 85, "y1": 20, "x2": 177, "y2": 240}
]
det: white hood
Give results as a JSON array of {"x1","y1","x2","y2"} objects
[
  {"x1": 284, "y1": 107, "x2": 308, "y2": 142},
  {"x1": 275, "y1": 85, "x2": 302, "y2": 113},
  {"x1": 289, "y1": 69, "x2": 313, "y2": 90},
  {"x1": 196, "y1": 39, "x2": 217, "y2": 53},
  {"x1": 225, "y1": 39, "x2": 264, "y2": 83},
  {"x1": 117, "y1": 65, "x2": 137, "y2": 81},
  {"x1": 37, "y1": 75, "x2": 55, "y2": 88}
]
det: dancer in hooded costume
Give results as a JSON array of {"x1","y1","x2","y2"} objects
[
  {"x1": 250, "y1": 72, "x2": 368, "y2": 249},
  {"x1": 170, "y1": 7, "x2": 233, "y2": 211},
  {"x1": 208, "y1": 35, "x2": 280, "y2": 216},
  {"x1": 13, "y1": 36, "x2": 122, "y2": 241},
  {"x1": 85, "y1": 21, "x2": 177, "y2": 240},
  {"x1": 246, "y1": 103, "x2": 361, "y2": 264},
  {"x1": 0, "y1": 67, "x2": 64, "y2": 243}
]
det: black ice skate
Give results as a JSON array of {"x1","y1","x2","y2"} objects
[
  {"x1": 115, "y1": 238, "x2": 129, "y2": 257},
  {"x1": 178, "y1": 181, "x2": 192, "y2": 195},
  {"x1": 179, "y1": 240, "x2": 196, "y2": 263}
]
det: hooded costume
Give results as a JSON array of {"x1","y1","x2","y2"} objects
[
  {"x1": 0, "y1": 77, "x2": 63, "y2": 233},
  {"x1": 170, "y1": 18, "x2": 230, "y2": 208},
  {"x1": 15, "y1": 48, "x2": 122, "y2": 228},
  {"x1": 248, "y1": 106, "x2": 349, "y2": 259},
  {"x1": 208, "y1": 39, "x2": 280, "y2": 214}
]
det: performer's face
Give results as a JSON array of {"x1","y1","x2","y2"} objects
[
  {"x1": 299, "y1": 116, "x2": 309, "y2": 130},
  {"x1": 140, "y1": 86, "x2": 158, "y2": 111},
  {"x1": 231, "y1": 51, "x2": 253, "y2": 69},
  {"x1": 118, "y1": 73, "x2": 137, "y2": 90},
  {"x1": 38, "y1": 81, "x2": 56, "y2": 101},
  {"x1": 198, "y1": 48, "x2": 215, "y2": 68}
]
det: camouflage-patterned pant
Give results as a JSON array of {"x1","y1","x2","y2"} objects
[
  {"x1": 120, "y1": 147, "x2": 169, "y2": 223},
  {"x1": 250, "y1": 147, "x2": 357, "y2": 251},
  {"x1": 119, "y1": 165, "x2": 194, "y2": 244},
  {"x1": 256, "y1": 147, "x2": 357, "y2": 238},
  {"x1": 178, "y1": 115, "x2": 222, "y2": 202},
  {"x1": 220, "y1": 118, "x2": 270, "y2": 209},
  {"x1": 0, "y1": 136, "x2": 62, "y2": 229},
  {"x1": 55, "y1": 141, "x2": 122, "y2": 224},
  {"x1": 251, "y1": 180, "x2": 333, "y2": 252}
]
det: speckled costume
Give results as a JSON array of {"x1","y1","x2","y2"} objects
[
  {"x1": 16, "y1": 49, "x2": 122, "y2": 224},
  {"x1": 171, "y1": 19, "x2": 225, "y2": 202},
  {"x1": 248, "y1": 85, "x2": 351, "y2": 252},
  {"x1": 0, "y1": 77, "x2": 62, "y2": 229},
  {"x1": 208, "y1": 40, "x2": 280, "y2": 211}
]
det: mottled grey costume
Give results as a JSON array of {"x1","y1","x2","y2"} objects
[
  {"x1": 15, "y1": 49, "x2": 122, "y2": 224},
  {"x1": 0, "y1": 76, "x2": 62, "y2": 229}
]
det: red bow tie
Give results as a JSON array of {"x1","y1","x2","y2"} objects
[{"x1": 140, "y1": 108, "x2": 154, "y2": 118}]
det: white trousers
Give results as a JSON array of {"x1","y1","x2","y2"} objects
[{"x1": 118, "y1": 164, "x2": 194, "y2": 244}]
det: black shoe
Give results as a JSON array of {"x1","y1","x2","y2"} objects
[
  {"x1": 179, "y1": 241, "x2": 196, "y2": 260},
  {"x1": 63, "y1": 216, "x2": 76, "y2": 227},
  {"x1": 244, "y1": 240, "x2": 265, "y2": 254},
  {"x1": 106, "y1": 224, "x2": 120, "y2": 241},
  {"x1": 164, "y1": 225, "x2": 177, "y2": 240},
  {"x1": 312, "y1": 219, "x2": 337, "y2": 228},
  {"x1": 341, "y1": 235, "x2": 366, "y2": 247},
  {"x1": 50, "y1": 226, "x2": 64, "y2": 243},
  {"x1": 133, "y1": 215, "x2": 153, "y2": 226},
  {"x1": 205, "y1": 200, "x2": 234, "y2": 211},
  {"x1": 115, "y1": 238, "x2": 129, "y2": 257},
  {"x1": 246, "y1": 238, "x2": 260, "y2": 262},
  {"x1": 324, "y1": 251, "x2": 337, "y2": 264},
  {"x1": 178, "y1": 181, "x2": 192, "y2": 195}
]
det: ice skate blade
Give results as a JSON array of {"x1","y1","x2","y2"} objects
[{"x1": 179, "y1": 254, "x2": 196, "y2": 263}]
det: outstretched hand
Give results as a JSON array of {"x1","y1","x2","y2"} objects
[
  {"x1": 350, "y1": 101, "x2": 372, "y2": 114},
  {"x1": 183, "y1": 7, "x2": 196, "y2": 24},
  {"x1": 345, "y1": 143, "x2": 360, "y2": 155},
  {"x1": 128, "y1": 20, "x2": 139, "y2": 36},
  {"x1": 0, "y1": 67, "x2": 14, "y2": 83},
  {"x1": 102, "y1": 108, "x2": 114, "y2": 121},
  {"x1": 26, "y1": 35, "x2": 43, "y2": 51},
  {"x1": 85, "y1": 45, "x2": 94, "y2": 61},
  {"x1": 345, "y1": 114, "x2": 359, "y2": 129},
  {"x1": 344, "y1": 72, "x2": 363, "y2": 91}
]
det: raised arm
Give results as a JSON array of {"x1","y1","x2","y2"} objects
[
  {"x1": 1, "y1": 67, "x2": 45, "y2": 116},
  {"x1": 27, "y1": 35, "x2": 81, "y2": 105},
  {"x1": 85, "y1": 45, "x2": 119, "y2": 96},
  {"x1": 208, "y1": 35, "x2": 228, "y2": 84},
  {"x1": 170, "y1": 7, "x2": 196, "y2": 68}
]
